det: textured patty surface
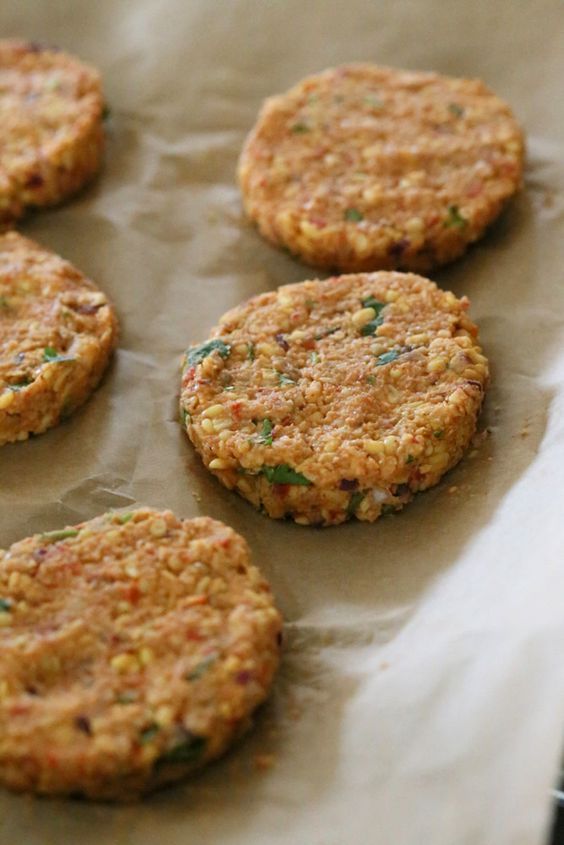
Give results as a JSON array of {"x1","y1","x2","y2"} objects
[
  {"x1": 180, "y1": 272, "x2": 489, "y2": 526},
  {"x1": 0, "y1": 39, "x2": 103, "y2": 226},
  {"x1": 0, "y1": 232, "x2": 118, "y2": 445},
  {"x1": 238, "y1": 63, "x2": 524, "y2": 273},
  {"x1": 0, "y1": 508, "x2": 282, "y2": 800}
]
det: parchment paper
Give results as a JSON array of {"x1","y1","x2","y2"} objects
[{"x1": 1, "y1": 1, "x2": 564, "y2": 843}]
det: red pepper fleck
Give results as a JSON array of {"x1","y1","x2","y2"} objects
[
  {"x1": 272, "y1": 483, "x2": 290, "y2": 497},
  {"x1": 126, "y1": 583, "x2": 141, "y2": 604},
  {"x1": 236, "y1": 670, "x2": 252, "y2": 685}
]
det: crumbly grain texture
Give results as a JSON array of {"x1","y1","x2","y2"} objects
[
  {"x1": 180, "y1": 272, "x2": 489, "y2": 526},
  {"x1": 238, "y1": 63, "x2": 524, "y2": 273},
  {"x1": 0, "y1": 39, "x2": 104, "y2": 226},
  {"x1": 0, "y1": 232, "x2": 118, "y2": 445},
  {"x1": 0, "y1": 508, "x2": 282, "y2": 801}
]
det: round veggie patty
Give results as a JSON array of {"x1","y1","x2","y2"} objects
[
  {"x1": 0, "y1": 232, "x2": 118, "y2": 446},
  {"x1": 238, "y1": 63, "x2": 524, "y2": 273},
  {"x1": 0, "y1": 39, "x2": 104, "y2": 226},
  {"x1": 180, "y1": 271, "x2": 489, "y2": 526},
  {"x1": 0, "y1": 507, "x2": 282, "y2": 800}
]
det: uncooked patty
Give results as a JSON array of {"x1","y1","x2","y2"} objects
[
  {"x1": 0, "y1": 232, "x2": 118, "y2": 445},
  {"x1": 238, "y1": 63, "x2": 524, "y2": 272},
  {"x1": 0, "y1": 507, "x2": 282, "y2": 800},
  {"x1": 0, "y1": 39, "x2": 104, "y2": 226},
  {"x1": 180, "y1": 271, "x2": 488, "y2": 526}
]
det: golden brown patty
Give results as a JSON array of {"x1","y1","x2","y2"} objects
[
  {"x1": 238, "y1": 63, "x2": 524, "y2": 273},
  {"x1": 180, "y1": 272, "x2": 488, "y2": 526},
  {"x1": 0, "y1": 232, "x2": 118, "y2": 445},
  {"x1": 0, "y1": 507, "x2": 282, "y2": 800},
  {"x1": 0, "y1": 39, "x2": 104, "y2": 226}
]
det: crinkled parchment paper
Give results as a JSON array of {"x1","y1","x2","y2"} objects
[{"x1": 1, "y1": 1, "x2": 564, "y2": 843}]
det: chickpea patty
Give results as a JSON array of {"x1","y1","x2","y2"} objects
[
  {"x1": 0, "y1": 232, "x2": 118, "y2": 446},
  {"x1": 0, "y1": 39, "x2": 104, "y2": 226},
  {"x1": 238, "y1": 63, "x2": 524, "y2": 272},
  {"x1": 0, "y1": 508, "x2": 282, "y2": 800},
  {"x1": 180, "y1": 272, "x2": 488, "y2": 526}
]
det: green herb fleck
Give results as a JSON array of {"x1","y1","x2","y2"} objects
[
  {"x1": 406, "y1": 454, "x2": 415, "y2": 464},
  {"x1": 309, "y1": 351, "x2": 319, "y2": 365},
  {"x1": 247, "y1": 343, "x2": 255, "y2": 361},
  {"x1": 305, "y1": 298, "x2": 317, "y2": 309},
  {"x1": 344, "y1": 207, "x2": 364, "y2": 222},
  {"x1": 223, "y1": 385, "x2": 235, "y2": 392},
  {"x1": 139, "y1": 724, "x2": 160, "y2": 744},
  {"x1": 7, "y1": 379, "x2": 32, "y2": 392},
  {"x1": 444, "y1": 205, "x2": 467, "y2": 228},
  {"x1": 433, "y1": 429, "x2": 444, "y2": 439},
  {"x1": 261, "y1": 464, "x2": 312, "y2": 485},
  {"x1": 448, "y1": 102, "x2": 464, "y2": 118},
  {"x1": 360, "y1": 315, "x2": 384, "y2": 337},
  {"x1": 41, "y1": 529, "x2": 79, "y2": 542},
  {"x1": 381, "y1": 503, "x2": 396, "y2": 515},
  {"x1": 257, "y1": 419, "x2": 273, "y2": 446},
  {"x1": 291, "y1": 122, "x2": 309, "y2": 134},
  {"x1": 366, "y1": 374, "x2": 376, "y2": 385},
  {"x1": 278, "y1": 373, "x2": 295, "y2": 386},
  {"x1": 156, "y1": 734, "x2": 206, "y2": 766},
  {"x1": 0, "y1": 296, "x2": 9, "y2": 309},
  {"x1": 186, "y1": 655, "x2": 218, "y2": 681},
  {"x1": 116, "y1": 512, "x2": 134, "y2": 524},
  {"x1": 361, "y1": 296, "x2": 386, "y2": 313},
  {"x1": 186, "y1": 339, "x2": 231, "y2": 368},
  {"x1": 0, "y1": 598, "x2": 12, "y2": 612},
  {"x1": 43, "y1": 346, "x2": 75, "y2": 363},
  {"x1": 376, "y1": 350, "x2": 401, "y2": 366},
  {"x1": 180, "y1": 407, "x2": 190, "y2": 426},
  {"x1": 347, "y1": 491, "x2": 364, "y2": 516}
]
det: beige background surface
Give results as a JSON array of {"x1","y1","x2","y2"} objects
[{"x1": 1, "y1": 1, "x2": 564, "y2": 843}]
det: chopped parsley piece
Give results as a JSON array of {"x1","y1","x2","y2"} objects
[
  {"x1": 309, "y1": 351, "x2": 319, "y2": 365},
  {"x1": 305, "y1": 298, "x2": 317, "y2": 309},
  {"x1": 180, "y1": 407, "x2": 190, "y2": 425},
  {"x1": 278, "y1": 373, "x2": 295, "y2": 386},
  {"x1": 291, "y1": 122, "x2": 309, "y2": 133},
  {"x1": 406, "y1": 454, "x2": 415, "y2": 464},
  {"x1": 433, "y1": 429, "x2": 444, "y2": 439},
  {"x1": 156, "y1": 733, "x2": 206, "y2": 766},
  {"x1": 360, "y1": 315, "x2": 384, "y2": 336},
  {"x1": 41, "y1": 529, "x2": 79, "y2": 542},
  {"x1": 186, "y1": 655, "x2": 218, "y2": 681},
  {"x1": 444, "y1": 205, "x2": 467, "y2": 228},
  {"x1": 7, "y1": 378, "x2": 32, "y2": 392},
  {"x1": 448, "y1": 102, "x2": 464, "y2": 118},
  {"x1": 347, "y1": 491, "x2": 364, "y2": 516},
  {"x1": 139, "y1": 724, "x2": 160, "y2": 744},
  {"x1": 366, "y1": 374, "x2": 376, "y2": 385},
  {"x1": 116, "y1": 512, "x2": 134, "y2": 524},
  {"x1": 42, "y1": 346, "x2": 75, "y2": 363},
  {"x1": 344, "y1": 207, "x2": 364, "y2": 222},
  {"x1": 0, "y1": 296, "x2": 9, "y2": 308},
  {"x1": 261, "y1": 464, "x2": 312, "y2": 485},
  {"x1": 376, "y1": 350, "x2": 401, "y2": 366},
  {"x1": 186, "y1": 339, "x2": 231, "y2": 367},
  {"x1": 257, "y1": 418, "x2": 273, "y2": 445},
  {"x1": 361, "y1": 296, "x2": 386, "y2": 313},
  {"x1": 247, "y1": 342, "x2": 255, "y2": 361},
  {"x1": 0, "y1": 598, "x2": 12, "y2": 612},
  {"x1": 381, "y1": 503, "x2": 396, "y2": 515}
]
